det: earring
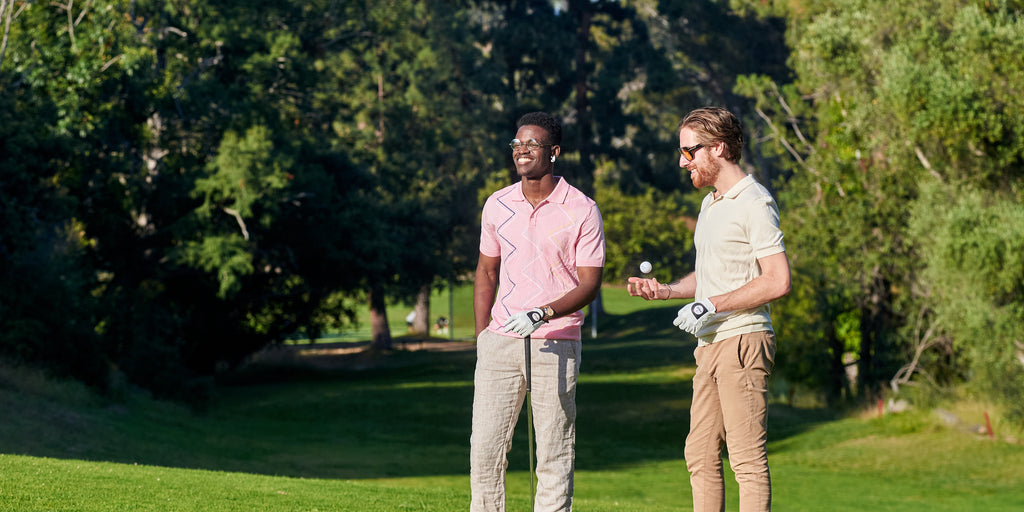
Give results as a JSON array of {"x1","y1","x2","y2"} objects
[{"x1": 550, "y1": 156, "x2": 556, "y2": 163}]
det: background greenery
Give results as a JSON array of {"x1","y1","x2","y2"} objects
[{"x1": 1, "y1": 0, "x2": 1023, "y2": 430}]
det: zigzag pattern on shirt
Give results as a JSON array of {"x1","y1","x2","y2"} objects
[
  {"x1": 544, "y1": 203, "x2": 579, "y2": 291},
  {"x1": 518, "y1": 221, "x2": 545, "y2": 308},
  {"x1": 495, "y1": 187, "x2": 588, "y2": 315},
  {"x1": 494, "y1": 190, "x2": 518, "y2": 317}
]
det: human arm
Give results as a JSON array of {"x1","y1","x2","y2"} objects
[
  {"x1": 503, "y1": 266, "x2": 604, "y2": 337},
  {"x1": 473, "y1": 252, "x2": 500, "y2": 337},
  {"x1": 703, "y1": 190, "x2": 791, "y2": 312},
  {"x1": 673, "y1": 252, "x2": 790, "y2": 334},
  {"x1": 504, "y1": 201, "x2": 606, "y2": 336},
  {"x1": 544, "y1": 266, "x2": 604, "y2": 320},
  {"x1": 510, "y1": 201, "x2": 605, "y2": 329},
  {"x1": 627, "y1": 272, "x2": 696, "y2": 301},
  {"x1": 705, "y1": 251, "x2": 790, "y2": 312}
]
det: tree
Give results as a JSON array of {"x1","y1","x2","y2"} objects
[
  {"x1": 595, "y1": 176, "x2": 695, "y2": 282},
  {"x1": 0, "y1": 0, "x2": 158, "y2": 390},
  {"x1": 910, "y1": 185, "x2": 1024, "y2": 421},
  {"x1": 735, "y1": 0, "x2": 1024, "y2": 411},
  {"x1": 318, "y1": 0, "x2": 507, "y2": 348}
]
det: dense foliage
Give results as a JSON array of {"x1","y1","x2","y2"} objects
[
  {"x1": 736, "y1": 0, "x2": 1024, "y2": 417},
  {"x1": 1, "y1": 0, "x2": 1022, "y2": 420}
]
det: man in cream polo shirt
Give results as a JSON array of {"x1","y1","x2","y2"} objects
[
  {"x1": 472, "y1": 112, "x2": 605, "y2": 512},
  {"x1": 628, "y1": 107, "x2": 790, "y2": 512}
]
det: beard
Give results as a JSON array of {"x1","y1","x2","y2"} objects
[{"x1": 689, "y1": 157, "x2": 721, "y2": 189}]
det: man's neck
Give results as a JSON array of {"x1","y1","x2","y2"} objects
[
  {"x1": 712, "y1": 163, "x2": 747, "y2": 198},
  {"x1": 522, "y1": 174, "x2": 558, "y2": 207}
]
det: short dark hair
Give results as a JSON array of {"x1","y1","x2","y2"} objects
[
  {"x1": 516, "y1": 112, "x2": 561, "y2": 145},
  {"x1": 679, "y1": 107, "x2": 744, "y2": 163}
]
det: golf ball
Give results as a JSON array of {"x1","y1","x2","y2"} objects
[{"x1": 640, "y1": 261, "x2": 652, "y2": 274}]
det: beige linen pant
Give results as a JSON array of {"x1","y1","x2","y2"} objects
[
  {"x1": 685, "y1": 331, "x2": 776, "y2": 512},
  {"x1": 470, "y1": 329, "x2": 581, "y2": 512}
]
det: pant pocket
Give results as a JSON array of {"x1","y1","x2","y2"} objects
[
  {"x1": 735, "y1": 332, "x2": 775, "y2": 371},
  {"x1": 735, "y1": 333, "x2": 775, "y2": 393}
]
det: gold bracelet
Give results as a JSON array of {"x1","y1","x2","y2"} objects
[{"x1": 663, "y1": 284, "x2": 672, "y2": 300}]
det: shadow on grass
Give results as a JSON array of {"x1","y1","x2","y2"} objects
[
  {"x1": 584, "y1": 305, "x2": 696, "y2": 374},
  {"x1": 2, "y1": 311, "x2": 838, "y2": 480}
]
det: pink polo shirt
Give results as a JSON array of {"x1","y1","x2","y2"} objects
[{"x1": 479, "y1": 177, "x2": 605, "y2": 341}]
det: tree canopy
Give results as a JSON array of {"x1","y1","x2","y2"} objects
[{"x1": 2, "y1": 0, "x2": 1022, "y2": 420}]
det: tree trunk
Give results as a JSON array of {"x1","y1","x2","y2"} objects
[
  {"x1": 369, "y1": 284, "x2": 392, "y2": 351},
  {"x1": 858, "y1": 270, "x2": 892, "y2": 398},
  {"x1": 857, "y1": 302, "x2": 875, "y2": 399},
  {"x1": 413, "y1": 284, "x2": 430, "y2": 336},
  {"x1": 825, "y1": 314, "x2": 846, "y2": 406},
  {"x1": 572, "y1": 0, "x2": 593, "y2": 195}
]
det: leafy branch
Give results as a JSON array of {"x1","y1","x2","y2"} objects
[
  {"x1": 50, "y1": 0, "x2": 92, "y2": 52},
  {"x1": 0, "y1": 0, "x2": 31, "y2": 73}
]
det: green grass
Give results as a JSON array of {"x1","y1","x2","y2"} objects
[
  {"x1": 312, "y1": 283, "x2": 479, "y2": 343},
  {"x1": 2, "y1": 286, "x2": 1023, "y2": 511}
]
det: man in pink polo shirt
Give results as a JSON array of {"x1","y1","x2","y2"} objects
[
  {"x1": 628, "y1": 107, "x2": 790, "y2": 512},
  {"x1": 472, "y1": 112, "x2": 605, "y2": 512}
]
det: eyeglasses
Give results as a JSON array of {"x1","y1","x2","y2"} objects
[
  {"x1": 509, "y1": 139, "x2": 553, "y2": 151},
  {"x1": 678, "y1": 144, "x2": 704, "y2": 161}
]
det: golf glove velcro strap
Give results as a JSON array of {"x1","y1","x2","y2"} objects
[
  {"x1": 673, "y1": 298, "x2": 717, "y2": 335},
  {"x1": 504, "y1": 308, "x2": 547, "y2": 337}
]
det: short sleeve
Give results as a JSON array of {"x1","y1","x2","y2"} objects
[
  {"x1": 479, "y1": 195, "x2": 501, "y2": 258},
  {"x1": 749, "y1": 195, "x2": 785, "y2": 259},
  {"x1": 575, "y1": 204, "x2": 606, "y2": 267}
]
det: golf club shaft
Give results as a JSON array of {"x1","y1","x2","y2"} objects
[
  {"x1": 525, "y1": 334, "x2": 532, "y2": 393},
  {"x1": 525, "y1": 334, "x2": 535, "y2": 510}
]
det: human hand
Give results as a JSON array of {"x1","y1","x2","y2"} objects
[
  {"x1": 673, "y1": 298, "x2": 717, "y2": 335},
  {"x1": 627, "y1": 277, "x2": 670, "y2": 301},
  {"x1": 503, "y1": 308, "x2": 546, "y2": 337}
]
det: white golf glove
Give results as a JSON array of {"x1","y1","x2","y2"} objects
[
  {"x1": 503, "y1": 308, "x2": 547, "y2": 337},
  {"x1": 673, "y1": 298, "x2": 717, "y2": 335}
]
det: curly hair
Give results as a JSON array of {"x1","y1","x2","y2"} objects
[
  {"x1": 516, "y1": 112, "x2": 562, "y2": 145},
  {"x1": 679, "y1": 107, "x2": 744, "y2": 163}
]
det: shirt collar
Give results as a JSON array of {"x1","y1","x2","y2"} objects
[
  {"x1": 514, "y1": 176, "x2": 569, "y2": 204},
  {"x1": 720, "y1": 174, "x2": 755, "y2": 200}
]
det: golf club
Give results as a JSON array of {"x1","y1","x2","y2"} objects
[{"x1": 525, "y1": 332, "x2": 535, "y2": 511}]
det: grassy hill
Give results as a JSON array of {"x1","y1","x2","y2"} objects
[{"x1": 2, "y1": 286, "x2": 1023, "y2": 511}]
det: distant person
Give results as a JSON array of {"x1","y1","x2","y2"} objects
[
  {"x1": 434, "y1": 316, "x2": 449, "y2": 335},
  {"x1": 627, "y1": 107, "x2": 790, "y2": 512},
  {"x1": 405, "y1": 310, "x2": 416, "y2": 333},
  {"x1": 472, "y1": 111, "x2": 605, "y2": 511}
]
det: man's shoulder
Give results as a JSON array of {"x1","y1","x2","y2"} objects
[
  {"x1": 559, "y1": 181, "x2": 599, "y2": 210},
  {"x1": 490, "y1": 181, "x2": 521, "y2": 197},
  {"x1": 734, "y1": 177, "x2": 776, "y2": 203},
  {"x1": 483, "y1": 182, "x2": 522, "y2": 206}
]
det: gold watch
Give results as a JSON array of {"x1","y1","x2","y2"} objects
[{"x1": 541, "y1": 305, "x2": 556, "y2": 321}]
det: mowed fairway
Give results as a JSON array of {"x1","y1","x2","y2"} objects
[{"x1": 2, "y1": 286, "x2": 1023, "y2": 511}]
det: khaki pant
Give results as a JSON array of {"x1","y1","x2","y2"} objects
[
  {"x1": 470, "y1": 329, "x2": 581, "y2": 512},
  {"x1": 685, "y1": 331, "x2": 776, "y2": 512}
]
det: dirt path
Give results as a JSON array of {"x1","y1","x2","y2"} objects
[{"x1": 243, "y1": 337, "x2": 475, "y2": 371}]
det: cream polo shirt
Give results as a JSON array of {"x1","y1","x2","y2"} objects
[
  {"x1": 479, "y1": 177, "x2": 605, "y2": 341},
  {"x1": 693, "y1": 175, "x2": 785, "y2": 346}
]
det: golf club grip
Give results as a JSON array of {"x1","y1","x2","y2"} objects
[{"x1": 524, "y1": 334, "x2": 532, "y2": 393}]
